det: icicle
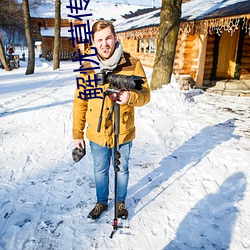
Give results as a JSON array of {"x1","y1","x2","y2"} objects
[{"x1": 178, "y1": 15, "x2": 250, "y2": 37}]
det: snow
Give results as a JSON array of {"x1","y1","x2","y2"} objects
[
  {"x1": 30, "y1": 0, "x2": 152, "y2": 20},
  {"x1": 114, "y1": 9, "x2": 160, "y2": 33},
  {"x1": 29, "y1": 0, "x2": 250, "y2": 37},
  {"x1": 0, "y1": 48, "x2": 250, "y2": 249},
  {"x1": 91, "y1": 0, "x2": 161, "y2": 7},
  {"x1": 114, "y1": 0, "x2": 250, "y2": 32},
  {"x1": 181, "y1": 0, "x2": 249, "y2": 21},
  {"x1": 40, "y1": 27, "x2": 74, "y2": 38}
]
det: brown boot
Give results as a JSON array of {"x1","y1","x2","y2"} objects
[
  {"x1": 117, "y1": 202, "x2": 128, "y2": 219},
  {"x1": 87, "y1": 202, "x2": 108, "y2": 220}
]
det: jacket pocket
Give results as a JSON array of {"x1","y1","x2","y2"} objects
[{"x1": 120, "y1": 106, "x2": 135, "y2": 134}]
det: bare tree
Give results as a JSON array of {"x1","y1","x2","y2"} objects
[
  {"x1": 0, "y1": 0, "x2": 24, "y2": 38},
  {"x1": 0, "y1": 0, "x2": 23, "y2": 71},
  {"x1": 22, "y1": 0, "x2": 35, "y2": 75},
  {"x1": 0, "y1": 37, "x2": 11, "y2": 71},
  {"x1": 151, "y1": 0, "x2": 182, "y2": 90},
  {"x1": 53, "y1": 0, "x2": 61, "y2": 70}
]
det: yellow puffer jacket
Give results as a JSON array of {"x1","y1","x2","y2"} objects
[{"x1": 72, "y1": 52, "x2": 150, "y2": 148}]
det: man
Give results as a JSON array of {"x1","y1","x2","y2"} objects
[{"x1": 72, "y1": 20, "x2": 150, "y2": 220}]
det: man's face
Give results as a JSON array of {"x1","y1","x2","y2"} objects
[{"x1": 93, "y1": 27, "x2": 117, "y2": 60}]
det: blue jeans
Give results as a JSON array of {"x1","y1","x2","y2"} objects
[{"x1": 90, "y1": 141, "x2": 132, "y2": 205}]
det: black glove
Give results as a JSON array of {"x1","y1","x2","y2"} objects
[{"x1": 72, "y1": 146, "x2": 86, "y2": 162}]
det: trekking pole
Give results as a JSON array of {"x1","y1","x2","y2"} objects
[{"x1": 110, "y1": 101, "x2": 121, "y2": 238}]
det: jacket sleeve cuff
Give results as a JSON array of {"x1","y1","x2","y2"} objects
[
  {"x1": 128, "y1": 89, "x2": 150, "y2": 107},
  {"x1": 72, "y1": 130, "x2": 84, "y2": 140}
]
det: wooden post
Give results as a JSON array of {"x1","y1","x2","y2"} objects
[{"x1": 195, "y1": 32, "x2": 207, "y2": 88}]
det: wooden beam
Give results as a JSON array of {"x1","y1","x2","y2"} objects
[{"x1": 195, "y1": 33, "x2": 207, "y2": 87}]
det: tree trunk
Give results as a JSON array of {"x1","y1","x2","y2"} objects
[
  {"x1": 53, "y1": 0, "x2": 61, "y2": 70},
  {"x1": 22, "y1": 0, "x2": 35, "y2": 75},
  {"x1": 151, "y1": 0, "x2": 182, "y2": 90},
  {"x1": 0, "y1": 37, "x2": 11, "y2": 71}
]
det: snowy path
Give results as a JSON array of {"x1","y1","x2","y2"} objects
[{"x1": 0, "y1": 60, "x2": 250, "y2": 249}]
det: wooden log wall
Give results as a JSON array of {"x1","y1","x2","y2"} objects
[
  {"x1": 120, "y1": 38, "x2": 156, "y2": 68},
  {"x1": 41, "y1": 36, "x2": 53, "y2": 58},
  {"x1": 173, "y1": 34, "x2": 199, "y2": 81},
  {"x1": 240, "y1": 35, "x2": 250, "y2": 79},
  {"x1": 32, "y1": 17, "x2": 87, "y2": 58},
  {"x1": 203, "y1": 34, "x2": 216, "y2": 82},
  {"x1": 41, "y1": 36, "x2": 85, "y2": 59},
  {"x1": 183, "y1": 35, "x2": 198, "y2": 79},
  {"x1": 121, "y1": 39, "x2": 137, "y2": 54},
  {"x1": 173, "y1": 35, "x2": 185, "y2": 74}
]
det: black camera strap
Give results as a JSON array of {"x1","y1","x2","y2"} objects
[{"x1": 107, "y1": 102, "x2": 115, "y2": 121}]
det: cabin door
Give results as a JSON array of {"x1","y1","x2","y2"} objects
[{"x1": 216, "y1": 30, "x2": 239, "y2": 79}]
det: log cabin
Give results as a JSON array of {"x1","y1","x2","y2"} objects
[
  {"x1": 115, "y1": 0, "x2": 250, "y2": 94},
  {"x1": 30, "y1": 0, "x2": 250, "y2": 94},
  {"x1": 31, "y1": 17, "x2": 89, "y2": 60}
]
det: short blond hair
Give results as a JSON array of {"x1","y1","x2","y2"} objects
[{"x1": 91, "y1": 20, "x2": 116, "y2": 40}]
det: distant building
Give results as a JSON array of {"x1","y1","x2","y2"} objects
[{"x1": 30, "y1": 1, "x2": 151, "y2": 61}]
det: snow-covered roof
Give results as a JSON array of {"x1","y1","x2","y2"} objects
[
  {"x1": 114, "y1": 8, "x2": 160, "y2": 33},
  {"x1": 30, "y1": 0, "x2": 151, "y2": 21},
  {"x1": 182, "y1": 0, "x2": 250, "y2": 21},
  {"x1": 114, "y1": 0, "x2": 250, "y2": 33},
  {"x1": 40, "y1": 27, "x2": 73, "y2": 37}
]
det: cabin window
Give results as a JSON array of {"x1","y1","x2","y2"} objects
[
  {"x1": 150, "y1": 38, "x2": 155, "y2": 53},
  {"x1": 137, "y1": 38, "x2": 156, "y2": 54},
  {"x1": 137, "y1": 39, "x2": 141, "y2": 53},
  {"x1": 137, "y1": 39, "x2": 144, "y2": 53}
]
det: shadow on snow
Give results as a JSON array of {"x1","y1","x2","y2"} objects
[
  {"x1": 127, "y1": 118, "x2": 243, "y2": 248},
  {"x1": 0, "y1": 100, "x2": 72, "y2": 117},
  {"x1": 128, "y1": 118, "x2": 239, "y2": 213},
  {"x1": 164, "y1": 172, "x2": 247, "y2": 249}
]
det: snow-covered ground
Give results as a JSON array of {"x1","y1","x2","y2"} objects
[{"x1": 0, "y1": 49, "x2": 250, "y2": 250}]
